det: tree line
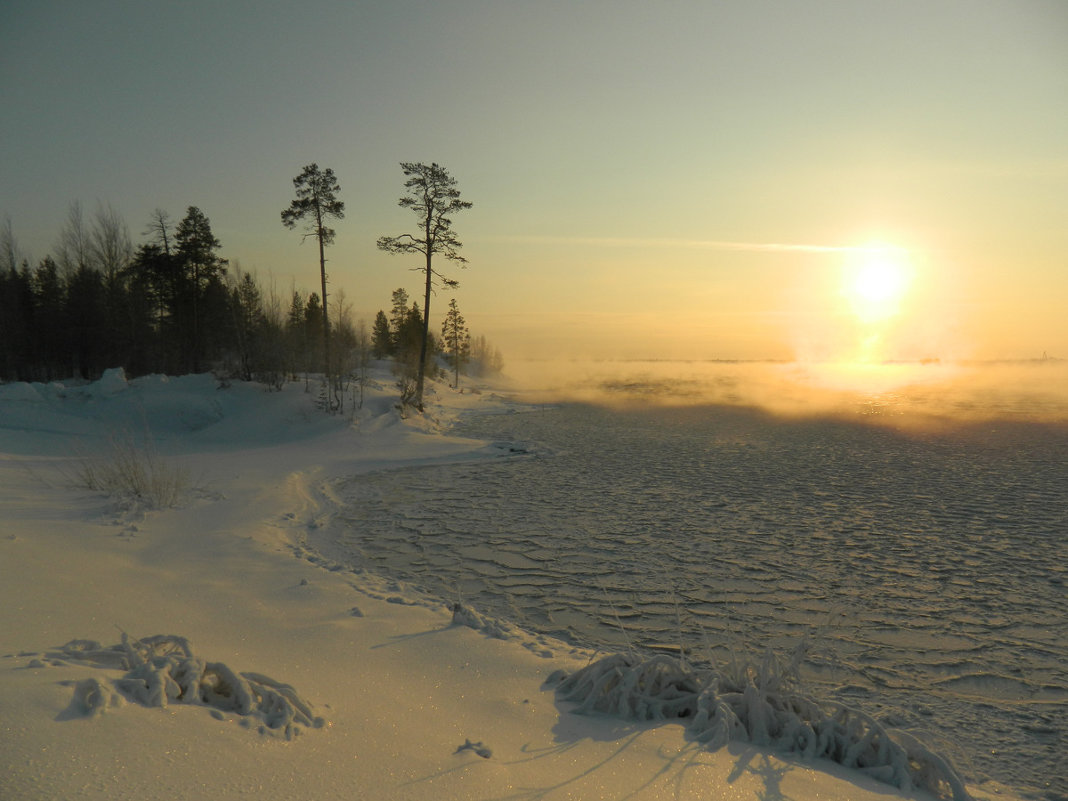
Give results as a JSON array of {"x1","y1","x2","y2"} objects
[
  {"x1": 0, "y1": 162, "x2": 501, "y2": 406},
  {"x1": 366, "y1": 288, "x2": 503, "y2": 405}
]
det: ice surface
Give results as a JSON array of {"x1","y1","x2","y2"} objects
[{"x1": 306, "y1": 391, "x2": 1068, "y2": 797}]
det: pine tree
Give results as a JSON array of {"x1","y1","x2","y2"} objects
[
  {"x1": 440, "y1": 298, "x2": 470, "y2": 388},
  {"x1": 32, "y1": 256, "x2": 66, "y2": 380},
  {"x1": 285, "y1": 290, "x2": 306, "y2": 375},
  {"x1": 65, "y1": 263, "x2": 106, "y2": 379},
  {"x1": 377, "y1": 162, "x2": 471, "y2": 410},
  {"x1": 0, "y1": 262, "x2": 34, "y2": 381},
  {"x1": 303, "y1": 293, "x2": 324, "y2": 373},
  {"x1": 175, "y1": 206, "x2": 227, "y2": 372},
  {"x1": 281, "y1": 164, "x2": 344, "y2": 400},
  {"x1": 230, "y1": 270, "x2": 265, "y2": 381},
  {"x1": 389, "y1": 287, "x2": 409, "y2": 354},
  {"x1": 120, "y1": 259, "x2": 157, "y2": 377},
  {"x1": 128, "y1": 243, "x2": 179, "y2": 368},
  {"x1": 371, "y1": 310, "x2": 392, "y2": 359},
  {"x1": 392, "y1": 302, "x2": 438, "y2": 408}
]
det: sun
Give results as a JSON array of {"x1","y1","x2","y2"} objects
[{"x1": 843, "y1": 243, "x2": 911, "y2": 323}]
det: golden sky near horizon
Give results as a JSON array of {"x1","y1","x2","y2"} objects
[{"x1": 2, "y1": 0, "x2": 1066, "y2": 362}]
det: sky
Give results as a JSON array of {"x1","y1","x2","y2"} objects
[{"x1": 2, "y1": 0, "x2": 1066, "y2": 362}]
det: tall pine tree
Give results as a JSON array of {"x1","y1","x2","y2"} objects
[
  {"x1": 377, "y1": 163, "x2": 471, "y2": 410},
  {"x1": 175, "y1": 206, "x2": 227, "y2": 372},
  {"x1": 281, "y1": 164, "x2": 344, "y2": 398}
]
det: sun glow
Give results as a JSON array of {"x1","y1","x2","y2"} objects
[{"x1": 843, "y1": 243, "x2": 912, "y2": 324}]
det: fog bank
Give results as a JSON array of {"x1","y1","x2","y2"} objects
[{"x1": 502, "y1": 359, "x2": 1068, "y2": 427}]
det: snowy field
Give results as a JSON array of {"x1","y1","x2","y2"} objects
[{"x1": 0, "y1": 362, "x2": 1062, "y2": 800}]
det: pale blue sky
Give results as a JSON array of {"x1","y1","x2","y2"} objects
[{"x1": 3, "y1": 0, "x2": 1066, "y2": 360}]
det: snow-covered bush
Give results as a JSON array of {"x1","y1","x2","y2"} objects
[
  {"x1": 549, "y1": 650, "x2": 972, "y2": 801},
  {"x1": 49, "y1": 634, "x2": 325, "y2": 739}
]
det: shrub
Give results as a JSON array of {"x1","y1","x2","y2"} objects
[
  {"x1": 548, "y1": 649, "x2": 972, "y2": 800},
  {"x1": 74, "y1": 432, "x2": 192, "y2": 509}
]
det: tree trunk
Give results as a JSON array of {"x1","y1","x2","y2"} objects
[
  {"x1": 318, "y1": 232, "x2": 330, "y2": 379},
  {"x1": 192, "y1": 262, "x2": 200, "y2": 373},
  {"x1": 315, "y1": 199, "x2": 331, "y2": 396},
  {"x1": 416, "y1": 247, "x2": 432, "y2": 411}
]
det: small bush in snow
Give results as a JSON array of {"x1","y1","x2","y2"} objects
[{"x1": 74, "y1": 432, "x2": 192, "y2": 509}]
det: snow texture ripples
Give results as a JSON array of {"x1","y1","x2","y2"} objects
[{"x1": 309, "y1": 399, "x2": 1068, "y2": 798}]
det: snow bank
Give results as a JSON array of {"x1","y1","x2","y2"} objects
[
  {"x1": 94, "y1": 367, "x2": 129, "y2": 396},
  {"x1": 0, "y1": 381, "x2": 44, "y2": 402}
]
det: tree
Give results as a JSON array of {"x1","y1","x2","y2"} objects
[
  {"x1": 118, "y1": 258, "x2": 157, "y2": 377},
  {"x1": 89, "y1": 203, "x2": 134, "y2": 368},
  {"x1": 176, "y1": 207, "x2": 224, "y2": 284},
  {"x1": 469, "y1": 334, "x2": 505, "y2": 376},
  {"x1": 254, "y1": 274, "x2": 287, "y2": 389},
  {"x1": 1, "y1": 215, "x2": 25, "y2": 275},
  {"x1": 230, "y1": 267, "x2": 265, "y2": 381},
  {"x1": 143, "y1": 208, "x2": 175, "y2": 256},
  {"x1": 281, "y1": 164, "x2": 344, "y2": 395},
  {"x1": 391, "y1": 301, "x2": 438, "y2": 408},
  {"x1": 440, "y1": 298, "x2": 470, "y2": 388},
  {"x1": 395, "y1": 302, "x2": 425, "y2": 365},
  {"x1": 65, "y1": 262, "x2": 106, "y2": 378},
  {"x1": 32, "y1": 256, "x2": 66, "y2": 380},
  {"x1": 303, "y1": 292, "x2": 325, "y2": 373},
  {"x1": 371, "y1": 310, "x2": 392, "y2": 359},
  {"x1": 329, "y1": 286, "x2": 358, "y2": 411},
  {"x1": 0, "y1": 220, "x2": 32, "y2": 380},
  {"x1": 284, "y1": 290, "x2": 308, "y2": 376},
  {"x1": 89, "y1": 202, "x2": 132, "y2": 282},
  {"x1": 137, "y1": 209, "x2": 179, "y2": 364},
  {"x1": 0, "y1": 260, "x2": 34, "y2": 381},
  {"x1": 352, "y1": 319, "x2": 372, "y2": 410},
  {"x1": 129, "y1": 244, "x2": 174, "y2": 331},
  {"x1": 175, "y1": 206, "x2": 227, "y2": 372},
  {"x1": 54, "y1": 201, "x2": 90, "y2": 279},
  {"x1": 389, "y1": 286, "x2": 410, "y2": 354},
  {"x1": 377, "y1": 162, "x2": 472, "y2": 411}
]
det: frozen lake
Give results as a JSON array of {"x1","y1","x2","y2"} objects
[{"x1": 309, "y1": 365, "x2": 1068, "y2": 797}]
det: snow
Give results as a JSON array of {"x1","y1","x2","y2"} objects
[{"x1": 0, "y1": 367, "x2": 1036, "y2": 800}]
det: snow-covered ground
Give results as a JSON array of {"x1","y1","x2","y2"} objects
[{"x1": 0, "y1": 365, "x2": 1048, "y2": 800}]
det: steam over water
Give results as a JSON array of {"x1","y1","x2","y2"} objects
[{"x1": 311, "y1": 362, "x2": 1068, "y2": 797}]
